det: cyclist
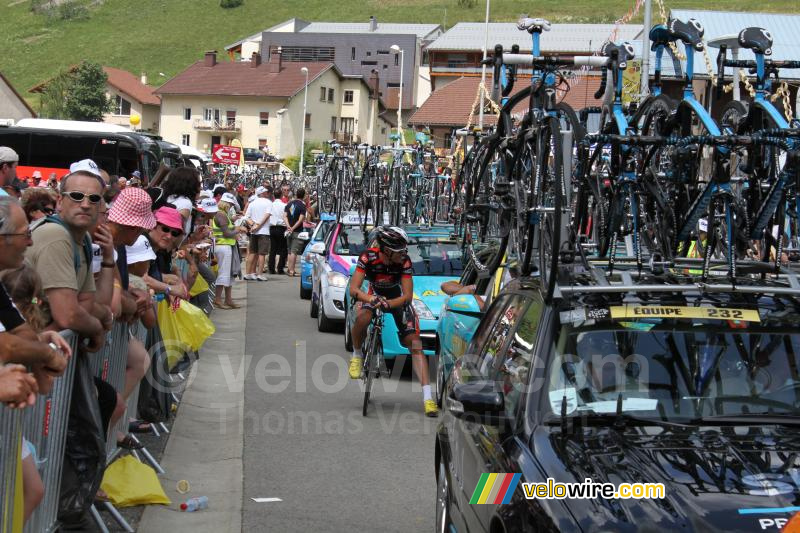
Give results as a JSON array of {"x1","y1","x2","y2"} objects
[{"x1": 347, "y1": 226, "x2": 438, "y2": 417}]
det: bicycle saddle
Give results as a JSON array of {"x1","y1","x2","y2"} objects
[
  {"x1": 738, "y1": 27, "x2": 773, "y2": 56},
  {"x1": 599, "y1": 41, "x2": 636, "y2": 63},
  {"x1": 668, "y1": 18, "x2": 705, "y2": 51},
  {"x1": 517, "y1": 17, "x2": 551, "y2": 33},
  {"x1": 649, "y1": 24, "x2": 672, "y2": 49}
]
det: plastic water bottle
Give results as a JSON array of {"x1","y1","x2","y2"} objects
[{"x1": 180, "y1": 496, "x2": 208, "y2": 512}]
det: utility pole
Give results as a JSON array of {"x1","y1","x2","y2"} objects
[
  {"x1": 640, "y1": 0, "x2": 652, "y2": 97},
  {"x1": 478, "y1": 0, "x2": 491, "y2": 130}
]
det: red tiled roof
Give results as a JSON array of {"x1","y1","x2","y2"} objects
[
  {"x1": 102, "y1": 67, "x2": 160, "y2": 106},
  {"x1": 155, "y1": 60, "x2": 335, "y2": 97},
  {"x1": 408, "y1": 76, "x2": 603, "y2": 127}
]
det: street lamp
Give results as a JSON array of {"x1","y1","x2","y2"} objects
[
  {"x1": 390, "y1": 44, "x2": 405, "y2": 147},
  {"x1": 299, "y1": 66, "x2": 309, "y2": 177}
]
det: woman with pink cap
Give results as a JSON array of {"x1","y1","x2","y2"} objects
[{"x1": 141, "y1": 207, "x2": 194, "y2": 301}]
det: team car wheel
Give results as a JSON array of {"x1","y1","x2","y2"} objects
[
  {"x1": 436, "y1": 458, "x2": 452, "y2": 533},
  {"x1": 317, "y1": 299, "x2": 336, "y2": 332},
  {"x1": 300, "y1": 283, "x2": 312, "y2": 300},
  {"x1": 310, "y1": 288, "x2": 319, "y2": 318}
]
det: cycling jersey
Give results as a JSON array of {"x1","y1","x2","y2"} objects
[{"x1": 355, "y1": 247, "x2": 413, "y2": 299}]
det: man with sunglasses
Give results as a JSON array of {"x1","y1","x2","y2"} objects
[
  {"x1": 26, "y1": 159, "x2": 111, "y2": 353},
  {"x1": 0, "y1": 146, "x2": 19, "y2": 197},
  {"x1": 347, "y1": 226, "x2": 438, "y2": 417}
]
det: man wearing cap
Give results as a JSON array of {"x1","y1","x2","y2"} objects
[
  {"x1": 26, "y1": 159, "x2": 111, "y2": 352},
  {"x1": 243, "y1": 185, "x2": 272, "y2": 281},
  {"x1": 32, "y1": 171, "x2": 42, "y2": 187},
  {"x1": 0, "y1": 146, "x2": 20, "y2": 197}
]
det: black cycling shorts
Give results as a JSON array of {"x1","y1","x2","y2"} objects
[{"x1": 360, "y1": 300, "x2": 419, "y2": 340}]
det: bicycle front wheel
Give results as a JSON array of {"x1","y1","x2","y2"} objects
[
  {"x1": 362, "y1": 329, "x2": 378, "y2": 417},
  {"x1": 535, "y1": 116, "x2": 564, "y2": 303}
]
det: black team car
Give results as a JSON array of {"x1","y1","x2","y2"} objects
[{"x1": 436, "y1": 271, "x2": 800, "y2": 532}]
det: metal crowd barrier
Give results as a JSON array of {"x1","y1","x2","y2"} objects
[
  {"x1": 9, "y1": 331, "x2": 80, "y2": 533},
  {"x1": 1, "y1": 404, "x2": 23, "y2": 533},
  {"x1": 0, "y1": 312, "x2": 189, "y2": 531}
]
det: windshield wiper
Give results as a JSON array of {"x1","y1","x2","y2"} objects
[{"x1": 687, "y1": 414, "x2": 800, "y2": 426}]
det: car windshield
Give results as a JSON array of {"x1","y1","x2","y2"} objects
[
  {"x1": 332, "y1": 225, "x2": 367, "y2": 256},
  {"x1": 407, "y1": 238, "x2": 464, "y2": 276},
  {"x1": 314, "y1": 220, "x2": 335, "y2": 243},
  {"x1": 543, "y1": 303, "x2": 800, "y2": 422}
]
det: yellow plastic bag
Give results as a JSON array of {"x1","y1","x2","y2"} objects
[
  {"x1": 157, "y1": 299, "x2": 216, "y2": 368},
  {"x1": 189, "y1": 275, "x2": 210, "y2": 297},
  {"x1": 100, "y1": 455, "x2": 171, "y2": 508}
]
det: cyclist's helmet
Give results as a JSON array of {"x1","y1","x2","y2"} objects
[{"x1": 375, "y1": 226, "x2": 409, "y2": 252}]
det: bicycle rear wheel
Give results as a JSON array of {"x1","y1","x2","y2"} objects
[
  {"x1": 362, "y1": 328, "x2": 378, "y2": 417},
  {"x1": 535, "y1": 116, "x2": 564, "y2": 302}
]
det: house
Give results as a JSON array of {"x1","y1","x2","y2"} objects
[
  {"x1": 407, "y1": 76, "x2": 603, "y2": 150},
  {"x1": 426, "y1": 22, "x2": 642, "y2": 91},
  {"x1": 636, "y1": 9, "x2": 800, "y2": 117},
  {"x1": 0, "y1": 71, "x2": 36, "y2": 122},
  {"x1": 156, "y1": 50, "x2": 385, "y2": 158},
  {"x1": 225, "y1": 17, "x2": 443, "y2": 126},
  {"x1": 101, "y1": 67, "x2": 161, "y2": 132},
  {"x1": 28, "y1": 66, "x2": 161, "y2": 132}
]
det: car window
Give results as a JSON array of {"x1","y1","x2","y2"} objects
[
  {"x1": 407, "y1": 239, "x2": 464, "y2": 276},
  {"x1": 492, "y1": 299, "x2": 545, "y2": 424},
  {"x1": 315, "y1": 221, "x2": 334, "y2": 243},
  {"x1": 333, "y1": 225, "x2": 368, "y2": 256},
  {"x1": 475, "y1": 295, "x2": 529, "y2": 377}
]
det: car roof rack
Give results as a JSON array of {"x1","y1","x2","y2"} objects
[{"x1": 554, "y1": 257, "x2": 800, "y2": 298}]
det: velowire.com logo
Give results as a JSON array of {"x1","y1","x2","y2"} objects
[{"x1": 470, "y1": 473, "x2": 522, "y2": 505}]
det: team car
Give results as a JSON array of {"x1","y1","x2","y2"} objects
[
  {"x1": 344, "y1": 226, "x2": 464, "y2": 360},
  {"x1": 310, "y1": 213, "x2": 384, "y2": 331},
  {"x1": 434, "y1": 251, "x2": 515, "y2": 406},
  {"x1": 299, "y1": 213, "x2": 336, "y2": 299},
  {"x1": 436, "y1": 274, "x2": 800, "y2": 532}
]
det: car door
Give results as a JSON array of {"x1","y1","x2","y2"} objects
[{"x1": 453, "y1": 294, "x2": 531, "y2": 530}]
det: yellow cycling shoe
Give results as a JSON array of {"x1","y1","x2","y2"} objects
[
  {"x1": 348, "y1": 356, "x2": 363, "y2": 379},
  {"x1": 424, "y1": 399, "x2": 439, "y2": 417}
]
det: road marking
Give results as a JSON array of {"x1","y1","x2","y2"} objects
[{"x1": 251, "y1": 498, "x2": 283, "y2": 503}]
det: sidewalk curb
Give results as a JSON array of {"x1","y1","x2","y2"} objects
[{"x1": 138, "y1": 283, "x2": 247, "y2": 532}]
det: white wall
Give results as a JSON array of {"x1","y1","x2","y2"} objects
[{"x1": 0, "y1": 80, "x2": 34, "y2": 121}]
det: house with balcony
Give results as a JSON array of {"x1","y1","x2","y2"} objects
[
  {"x1": 224, "y1": 16, "x2": 442, "y2": 127},
  {"x1": 156, "y1": 49, "x2": 385, "y2": 158},
  {"x1": 426, "y1": 22, "x2": 642, "y2": 91}
]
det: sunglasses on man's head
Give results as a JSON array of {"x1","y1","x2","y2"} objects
[
  {"x1": 63, "y1": 191, "x2": 102, "y2": 204},
  {"x1": 158, "y1": 224, "x2": 182, "y2": 237}
]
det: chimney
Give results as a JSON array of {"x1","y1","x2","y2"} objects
[
  {"x1": 268, "y1": 46, "x2": 282, "y2": 73},
  {"x1": 140, "y1": 72, "x2": 148, "y2": 85},
  {"x1": 250, "y1": 52, "x2": 261, "y2": 67},
  {"x1": 369, "y1": 15, "x2": 377, "y2": 32},
  {"x1": 368, "y1": 69, "x2": 379, "y2": 99},
  {"x1": 204, "y1": 51, "x2": 217, "y2": 67}
]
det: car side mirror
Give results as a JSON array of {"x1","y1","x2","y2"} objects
[
  {"x1": 448, "y1": 381, "x2": 509, "y2": 427},
  {"x1": 309, "y1": 242, "x2": 325, "y2": 255},
  {"x1": 446, "y1": 294, "x2": 482, "y2": 316}
]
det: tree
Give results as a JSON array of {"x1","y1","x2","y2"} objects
[
  {"x1": 39, "y1": 69, "x2": 75, "y2": 119},
  {"x1": 64, "y1": 62, "x2": 112, "y2": 121}
]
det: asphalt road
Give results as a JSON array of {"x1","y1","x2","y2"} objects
[{"x1": 242, "y1": 274, "x2": 437, "y2": 532}]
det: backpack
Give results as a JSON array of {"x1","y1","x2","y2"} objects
[{"x1": 31, "y1": 215, "x2": 93, "y2": 273}]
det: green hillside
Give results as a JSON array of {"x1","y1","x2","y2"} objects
[{"x1": 1, "y1": 0, "x2": 797, "y2": 104}]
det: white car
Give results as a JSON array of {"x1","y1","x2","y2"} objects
[{"x1": 309, "y1": 215, "x2": 373, "y2": 332}]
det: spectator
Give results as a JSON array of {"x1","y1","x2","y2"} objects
[
  {"x1": 0, "y1": 197, "x2": 71, "y2": 523},
  {"x1": 243, "y1": 186, "x2": 272, "y2": 281},
  {"x1": 47, "y1": 173, "x2": 58, "y2": 190},
  {"x1": 268, "y1": 184, "x2": 290, "y2": 274},
  {"x1": 0, "y1": 146, "x2": 19, "y2": 196},
  {"x1": 32, "y1": 170, "x2": 42, "y2": 187},
  {"x1": 21, "y1": 187, "x2": 56, "y2": 222},
  {"x1": 284, "y1": 188, "x2": 307, "y2": 277},
  {"x1": 141, "y1": 207, "x2": 190, "y2": 302},
  {"x1": 162, "y1": 167, "x2": 201, "y2": 236},
  {"x1": 105, "y1": 188, "x2": 158, "y2": 439},
  {"x1": 212, "y1": 194, "x2": 246, "y2": 309}
]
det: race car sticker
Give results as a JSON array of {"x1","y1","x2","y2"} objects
[
  {"x1": 549, "y1": 388, "x2": 577, "y2": 415},
  {"x1": 610, "y1": 305, "x2": 760, "y2": 322}
]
